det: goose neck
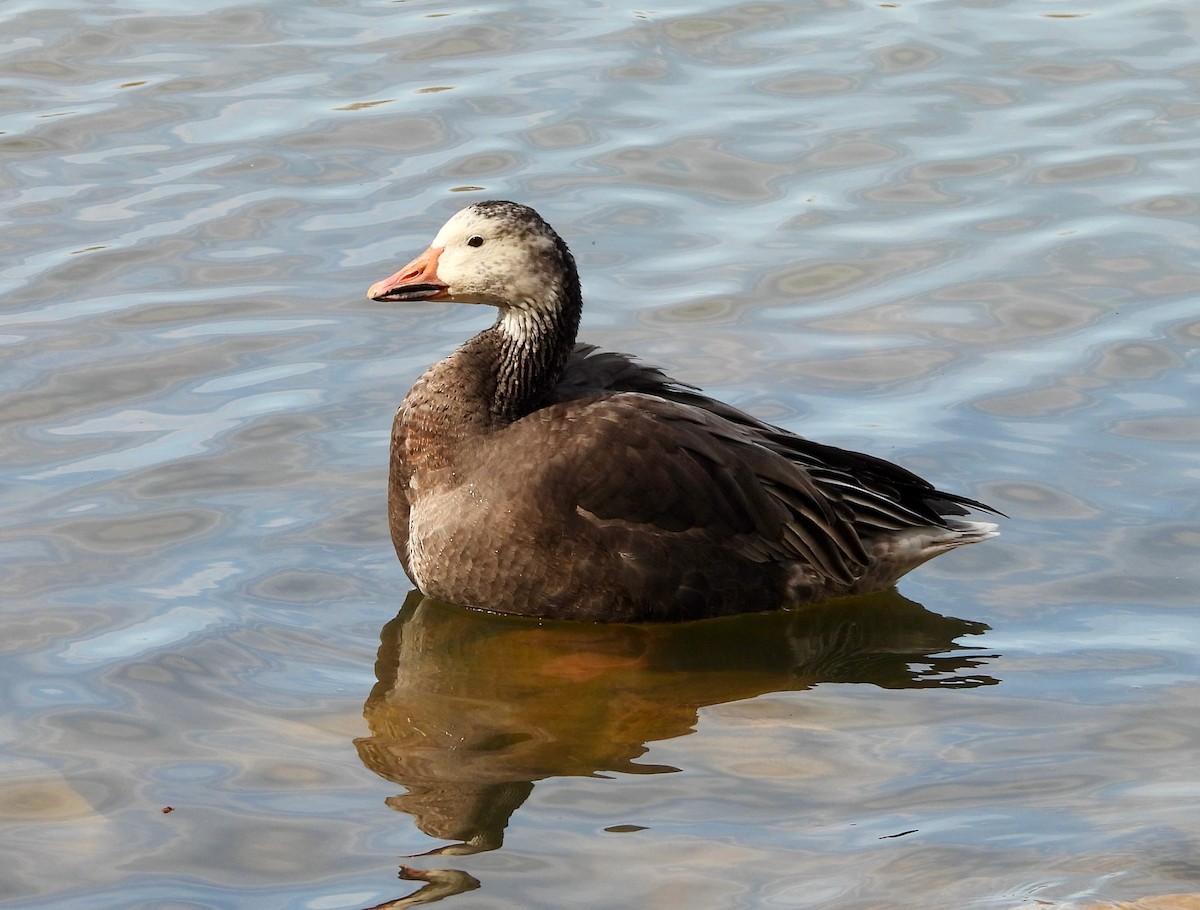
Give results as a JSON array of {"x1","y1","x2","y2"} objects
[{"x1": 486, "y1": 283, "x2": 580, "y2": 423}]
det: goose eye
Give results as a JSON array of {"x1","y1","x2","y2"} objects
[{"x1": 466, "y1": 235, "x2": 484, "y2": 248}]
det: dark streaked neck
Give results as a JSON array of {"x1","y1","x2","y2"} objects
[
  {"x1": 484, "y1": 278, "x2": 580, "y2": 423},
  {"x1": 406, "y1": 278, "x2": 581, "y2": 451}
]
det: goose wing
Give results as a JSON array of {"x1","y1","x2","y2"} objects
[
  {"x1": 552, "y1": 344, "x2": 1000, "y2": 540},
  {"x1": 533, "y1": 392, "x2": 871, "y2": 587}
]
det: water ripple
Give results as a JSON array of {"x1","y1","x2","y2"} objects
[{"x1": 3, "y1": 0, "x2": 1200, "y2": 907}]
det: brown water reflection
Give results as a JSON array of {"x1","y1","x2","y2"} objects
[{"x1": 355, "y1": 588, "x2": 995, "y2": 897}]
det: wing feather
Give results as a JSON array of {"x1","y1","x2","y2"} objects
[
  {"x1": 534, "y1": 391, "x2": 872, "y2": 588},
  {"x1": 552, "y1": 344, "x2": 1002, "y2": 539}
]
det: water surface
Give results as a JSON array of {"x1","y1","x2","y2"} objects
[{"x1": 2, "y1": 0, "x2": 1199, "y2": 907}]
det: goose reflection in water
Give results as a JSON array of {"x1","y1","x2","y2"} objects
[{"x1": 354, "y1": 589, "x2": 997, "y2": 904}]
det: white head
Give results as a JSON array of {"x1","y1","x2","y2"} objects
[{"x1": 367, "y1": 201, "x2": 576, "y2": 314}]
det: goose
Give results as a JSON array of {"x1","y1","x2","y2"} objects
[{"x1": 367, "y1": 200, "x2": 999, "y2": 622}]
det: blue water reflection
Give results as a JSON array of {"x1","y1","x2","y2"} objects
[{"x1": 2, "y1": 0, "x2": 1199, "y2": 907}]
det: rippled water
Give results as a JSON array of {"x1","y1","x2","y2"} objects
[{"x1": 3, "y1": 0, "x2": 1199, "y2": 907}]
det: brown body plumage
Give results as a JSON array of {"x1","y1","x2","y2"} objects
[{"x1": 369, "y1": 201, "x2": 999, "y2": 622}]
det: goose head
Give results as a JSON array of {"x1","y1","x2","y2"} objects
[{"x1": 367, "y1": 201, "x2": 578, "y2": 316}]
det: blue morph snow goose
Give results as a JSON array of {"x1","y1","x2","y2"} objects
[{"x1": 368, "y1": 201, "x2": 999, "y2": 622}]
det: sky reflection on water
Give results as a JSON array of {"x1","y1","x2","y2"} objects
[{"x1": 2, "y1": 0, "x2": 1199, "y2": 907}]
